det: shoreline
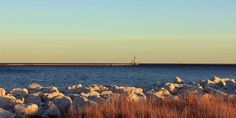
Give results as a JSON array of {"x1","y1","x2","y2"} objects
[{"x1": 0, "y1": 76, "x2": 236, "y2": 118}]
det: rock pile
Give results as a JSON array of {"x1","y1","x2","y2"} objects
[{"x1": 0, "y1": 76, "x2": 235, "y2": 118}]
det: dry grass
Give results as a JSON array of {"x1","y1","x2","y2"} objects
[{"x1": 63, "y1": 95, "x2": 236, "y2": 118}]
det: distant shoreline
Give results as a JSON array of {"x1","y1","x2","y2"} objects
[{"x1": 0, "y1": 63, "x2": 236, "y2": 66}]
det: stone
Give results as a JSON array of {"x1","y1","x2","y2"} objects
[
  {"x1": 164, "y1": 83, "x2": 182, "y2": 93},
  {"x1": 0, "y1": 95, "x2": 24, "y2": 109},
  {"x1": 9, "y1": 88, "x2": 28, "y2": 99},
  {"x1": 147, "y1": 88, "x2": 171, "y2": 99},
  {"x1": 88, "y1": 96, "x2": 106, "y2": 104},
  {"x1": 13, "y1": 103, "x2": 38, "y2": 118},
  {"x1": 0, "y1": 88, "x2": 6, "y2": 96},
  {"x1": 174, "y1": 85, "x2": 204, "y2": 95},
  {"x1": 175, "y1": 77, "x2": 184, "y2": 84},
  {"x1": 42, "y1": 92, "x2": 64, "y2": 101},
  {"x1": 80, "y1": 90, "x2": 100, "y2": 97},
  {"x1": 0, "y1": 107, "x2": 16, "y2": 118},
  {"x1": 204, "y1": 87, "x2": 227, "y2": 97},
  {"x1": 52, "y1": 96, "x2": 72, "y2": 112},
  {"x1": 37, "y1": 101, "x2": 61, "y2": 118},
  {"x1": 72, "y1": 95, "x2": 96, "y2": 109},
  {"x1": 25, "y1": 93, "x2": 42, "y2": 106},
  {"x1": 100, "y1": 90, "x2": 113, "y2": 99},
  {"x1": 27, "y1": 83, "x2": 59, "y2": 94},
  {"x1": 113, "y1": 86, "x2": 143, "y2": 94}
]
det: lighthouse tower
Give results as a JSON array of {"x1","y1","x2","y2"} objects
[{"x1": 131, "y1": 57, "x2": 139, "y2": 65}]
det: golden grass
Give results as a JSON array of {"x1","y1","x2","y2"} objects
[{"x1": 64, "y1": 95, "x2": 236, "y2": 118}]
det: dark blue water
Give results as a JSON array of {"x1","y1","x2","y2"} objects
[{"x1": 0, "y1": 64, "x2": 236, "y2": 90}]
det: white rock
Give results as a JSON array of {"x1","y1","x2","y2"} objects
[
  {"x1": 175, "y1": 77, "x2": 184, "y2": 84},
  {"x1": 80, "y1": 90, "x2": 100, "y2": 97},
  {"x1": 52, "y1": 96, "x2": 72, "y2": 112},
  {"x1": 27, "y1": 83, "x2": 59, "y2": 94},
  {"x1": 0, "y1": 107, "x2": 16, "y2": 118},
  {"x1": 9, "y1": 88, "x2": 28, "y2": 99},
  {"x1": 13, "y1": 103, "x2": 38, "y2": 118},
  {"x1": 0, "y1": 88, "x2": 6, "y2": 96},
  {"x1": 147, "y1": 88, "x2": 171, "y2": 99},
  {"x1": 0, "y1": 95, "x2": 24, "y2": 109},
  {"x1": 164, "y1": 83, "x2": 182, "y2": 93}
]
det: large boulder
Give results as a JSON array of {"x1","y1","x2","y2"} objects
[
  {"x1": 80, "y1": 90, "x2": 100, "y2": 97},
  {"x1": 9, "y1": 88, "x2": 28, "y2": 99},
  {"x1": 72, "y1": 95, "x2": 96, "y2": 109},
  {"x1": 0, "y1": 107, "x2": 16, "y2": 118},
  {"x1": 13, "y1": 103, "x2": 38, "y2": 118},
  {"x1": 88, "y1": 84, "x2": 108, "y2": 92},
  {"x1": 0, "y1": 95, "x2": 24, "y2": 109},
  {"x1": 0, "y1": 88, "x2": 6, "y2": 96},
  {"x1": 25, "y1": 93, "x2": 42, "y2": 106},
  {"x1": 64, "y1": 84, "x2": 85, "y2": 94},
  {"x1": 112, "y1": 86, "x2": 146, "y2": 101},
  {"x1": 147, "y1": 88, "x2": 172, "y2": 99},
  {"x1": 27, "y1": 83, "x2": 59, "y2": 94},
  {"x1": 37, "y1": 101, "x2": 61, "y2": 118},
  {"x1": 42, "y1": 92, "x2": 64, "y2": 102},
  {"x1": 174, "y1": 84, "x2": 204, "y2": 95},
  {"x1": 204, "y1": 87, "x2": 227, "y2": 97},
  {"x1": 163, "y1": 82, "x2": 182, "y2": 94},
  {"x1": 52, "y1": 96, "x2": 72, "y2": 112},
  {"x1": 100, "y1": 90, "x2": 113, "y2": 99}
]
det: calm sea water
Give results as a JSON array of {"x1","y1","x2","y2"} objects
[{"x1": 0, "y1": 64, "x2": 236, "y2": 90}]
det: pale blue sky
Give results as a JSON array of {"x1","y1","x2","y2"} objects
[{"x1": 0, "y1": 0, "x2": 236, "y2": 63}]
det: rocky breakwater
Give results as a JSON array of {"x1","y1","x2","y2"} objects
[{"x1": 0, "y1": 76, "x2": 236, "y2": 118}]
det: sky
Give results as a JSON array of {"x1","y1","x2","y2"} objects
[{"x1": 0, "y1": 0, "x2": 236, "y2": 63}]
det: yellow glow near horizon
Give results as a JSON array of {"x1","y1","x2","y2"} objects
[{"x1": 1, "y1": 35, "x2": 236, "y2": 63}]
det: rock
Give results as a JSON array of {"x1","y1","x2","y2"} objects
[
  {"x1": 37, "y1": 101, "x2": 61, "y2": 118},
  {"x1": 67, "y1": 84, "x2": 83, "y2": 90},
  {"x1": 72, "y1": 96, "x2": 96, "y2": 109},
  {"x1": 27, "y1": 83, "x2": 59, "y2": 94},
  {"x1": 174, "y1": 85, "x2": 204, "y2": 95},
  {"x1": 9, "y1": 88, "x2": 28, "y2": 99},
  {"x1": 0, "y1": 88, "x2": 6, "y2": 96},
  {"x1": 175, "y1": 77, "x2": 184, "y2": 84},
  {"x1": 127, "y1": 93, "x2": 146, "y2": 101},
  {"x1": 0, "y1": 107, "x2": 16, "y2": 118},
  {"x1": 112, "y1": 86, "x2": 146, "y2": 101},
  {"x1": 64, "y1": 84, "x2": 86, "y2": 94},
  {"x1": 42, "y1": 92, "x2": 64, "y2": 101},
  {"x1": 164, "y1": 83, "x2": 182, "y2": 93},
  {"x1": 89, "y1": 84, "x2": 108, "y2": 92},
  {"x1": 226, "y1": 81, "x2": 236, "y2": 93},
  {"x1": 13, "y1": 103, "x2": 38, "y2": 118},
  {"x1": 88, "y1": 96, "x2": 106, "y2": 104},
  {"x1": 204, "y1": 87, "x2": 227, "y2": 97},
  {"x1": 80, "y1": 90, "x2": 100, "y2": 97},
  {"x1": 113, "y1": 86, "x2": 143, "y2": 94},
  {"x1": 52, "y1": 96, "x2": 72, "y2": 112},
  {"x1": 25, "y1": 93, "x2": 42, "y2": 106},
  {"x1": 147, "y1": 88, "x2": 171, "y2": 99},
  {"x1": 0, "y1": 95, "x2": 24, "y2": 109},
  {"x1": 100, "y1": 90, "x2": 113, "y2": 99}
]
